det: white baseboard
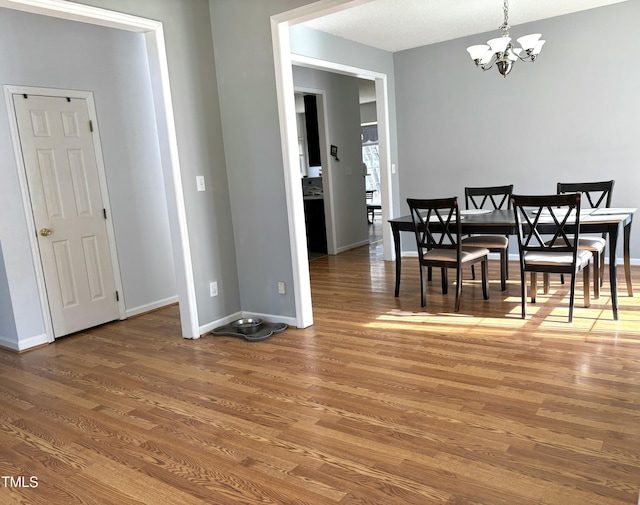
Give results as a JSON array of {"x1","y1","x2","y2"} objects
[
  {"x1": 0, "y1": 332, "x2": 49, "y2": 352},
  {"x1": 0, "y1": 335, "x2": 18, "y2": 351},
  {"x1": 198, "y1": 311, "x2": 297, "y2": 337},
  {"x1": 240, "y1": 311, "x2": 297, "y2": 327},
  {"x1": 198, "y1": 311, "x2": 243, "y2": 336},
  {"x1": 125, "y1": 295, "x2": 179, "y2": 318},
  {"x1": 336, "y1": 239, "x2": 370, "y2": 254}
]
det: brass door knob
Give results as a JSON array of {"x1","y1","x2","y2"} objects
[{"x1": 39, "y1": 228, "x2": 53, "y2": 237}]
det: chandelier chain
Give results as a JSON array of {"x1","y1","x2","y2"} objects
[{"x1": 501, "y1": 0, "x2": 510, "y2": 32}]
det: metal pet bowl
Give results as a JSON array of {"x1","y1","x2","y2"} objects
[{"x1": 231, "y1": 318, "x2": 263, "y2": 334}]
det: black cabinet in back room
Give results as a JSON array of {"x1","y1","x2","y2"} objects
[
  {"x1": 304, "y1": 198, "x2": 327, "y2": 254},
  {"x1": 303, "y1": 94, "x2": 321, "y2": 167}
]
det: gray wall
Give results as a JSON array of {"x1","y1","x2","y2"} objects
[
  {"x1": 394, "y1": 1, "x2": 640, "y2": 258},
  {"x1": 78, "y1": 0, "x2": 240, "y2": 327},
  {"x1": 0, "y1": 7, "x2": 178, "y2": 347},
  {"x1": 0, "y1": 243, "x2": 18, "y2": 346},
  {"x1": 293, "y1": 66, "x2": 368, "y2": 251},
  {"x1": 360, "y1": 101, "x2": 377, "y2": 125},
  {"x1": 209, "y1": 0, "x2": 315, "y2": 318}
]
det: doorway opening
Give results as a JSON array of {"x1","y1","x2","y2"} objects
[
  {"x1": 295, "y1": 89, "x2": 336, "y2": 261},
  {"x1": 272, "y1": 8, "x2": 394, "y2": 329},
  {"x1": 360, "y1": 78, "x2": 382, "y2": 245}
]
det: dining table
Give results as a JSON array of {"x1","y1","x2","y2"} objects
[{"x1": 389, "y1": 207, "x2": 636, "y2": 320}]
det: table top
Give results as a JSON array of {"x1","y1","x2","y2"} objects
[{"x1": 390, "y1": 208, "x2": 637, "y2": 227}]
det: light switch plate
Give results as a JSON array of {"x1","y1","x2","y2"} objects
[{"x1": 196, "y1": 176, "x2": 206, "y2": 192}]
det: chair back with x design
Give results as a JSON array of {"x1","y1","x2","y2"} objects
[
  {"x1": 407, "y1": 197, "x2": 490, "y2": 310},
  {"x1": 556, "y1": 180, "x2": 614, "y2": 297},
  {"x1": 513, "y1": 194, "x2": 581, "y2": 261},
  {"x1": 408, "y1": 197, "x2": 461, "y2": 258},
  {"x1": 465, "y1": 185, "x2": 514, "y2": 210},
  {"x1": 512, "y1": 193, "x2": 593, "y2": 322},
  {"x1": 462, "y1": 185, "x2": 513, "y2": 290},
  {"x1": 556, "y1": 180, "x2": 614, "y2": 209}
]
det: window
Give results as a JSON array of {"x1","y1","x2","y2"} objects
[{"x1": 362, "y1": 124, "x2": 380, "y2": 195}]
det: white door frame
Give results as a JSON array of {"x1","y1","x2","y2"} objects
[
  {"x1": 271, "y1": 0, "x2": 393, "y2": 328},
  {"x1": 5, "y1": 86, "x2": 125, "y2": 341},
  {"x1": 0, "y1": 0, "x2": 199, "y2": 340}
]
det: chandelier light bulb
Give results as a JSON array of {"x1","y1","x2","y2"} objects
[
  {"x1": 532, "y1": 40, "x2": 545, "y2": 55},
  {"x1": 487, "y1": 36, "x2": 510, "y2": 54},
  {"x1": 516, "y1": 33, "x2": 541, "y2": 51},
  {"x1": 467, "y1": 44, "x2": 490, "y2": 61}
]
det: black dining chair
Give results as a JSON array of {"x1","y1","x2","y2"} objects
[
  {"x1": 462, "y1": 185, "x2": 513, "y2": 291},
  {"x1": 366, "y1": 190, "x2": 381, "y2": 224},
  {"x1": 512, "y1": 193, "x2": 592, "y2": 323},
  {"x1": 407, "y1": 197, "x2": 489, "y2": 311},
  {"x1": 557, "y1": 180, "x2": 614, "y2": 299}
]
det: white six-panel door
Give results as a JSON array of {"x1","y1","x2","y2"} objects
[{"x1": 12, "y1": 94, "x2": 120, "y2": 337}]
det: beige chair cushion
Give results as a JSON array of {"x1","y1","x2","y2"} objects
[
  {"x1": 423, "y1": 246, "x2": 489, "y2": 263},
  {"x1": 462, "y1": 235, "x2": 508, "y2": 249},
  {"x1": 524, "y1": 249, "x2": 592, "y2": 268},
  {"x1": 545, "y1": 236, "x2": 606, "y2": 252},
  {"x1": 547, "y1": 235, "x2": 607, "y2": 251},
  {"x1": 577, "y1": 236, "x2": 606, "y2": 251}
]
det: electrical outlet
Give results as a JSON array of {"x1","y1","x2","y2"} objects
[
  {"x1": 277, "y1": 281, "x2": 286, "y2": 294},
  {"x1": 209, "y1": 281, "x2": 218, "y2": 297},
  {"x1": 196, "y1": 175, "x2": 206, "y2": 192}
]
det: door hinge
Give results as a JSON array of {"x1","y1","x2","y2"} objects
[
  {"x1": 116, "y1": 291, "x2": 119, "y2": 302},
  {"x1": 89, "y1": 120, "x2": 94, "y2": 132},
  {"x1": 103, "y1": 208, "x2": 107, "y2": 219}
]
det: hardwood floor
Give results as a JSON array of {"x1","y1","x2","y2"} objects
[{"x1": 1, "y1": 243, "x2": 640, "y2": 504}]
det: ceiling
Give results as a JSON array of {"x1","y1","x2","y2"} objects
[{"x1": 302, "y1": 0, "x2": 627, "y2": 53}]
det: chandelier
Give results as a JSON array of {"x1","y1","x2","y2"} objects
[{"x1": 466, "y1": 0, "x2": 545, "y2": 77}]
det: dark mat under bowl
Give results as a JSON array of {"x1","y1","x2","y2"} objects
[{"x1": 211, "y1": 322, "x2": 288, "y2": 342}]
